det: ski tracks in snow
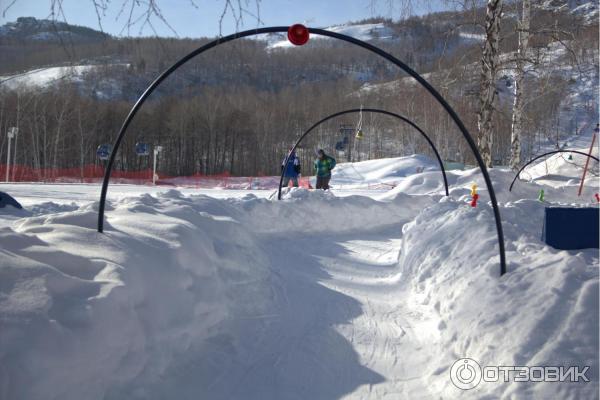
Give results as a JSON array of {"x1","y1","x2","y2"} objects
[{"x1": 258, "y1": 227, "x2": 440, "y2": 399}]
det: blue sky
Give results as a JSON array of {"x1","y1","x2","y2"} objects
[{"x1": 0, "y1": 0, "x2": 448, "y2": 38}]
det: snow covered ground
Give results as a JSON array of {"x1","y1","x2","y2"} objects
[
  {"x1": 0, "y1": 65, "x2": 96, "y2": 89},
  {"x1": 330, "y1": 154, "x2": 441, "y2": 189},
  {"x1": 0, "y1": 153, "x2": 598, "y2": 399},
  {"x1": 0, "y1": 63, "x2": 129, "y2": 95}
]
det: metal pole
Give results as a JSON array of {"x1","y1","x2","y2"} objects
[
  {"x1": 577, "y1": 130, "x2": 597, "y2": 196},
  {"x1": 12, "y1": 128, "x2": 18, "y2": 182},
  {"x1": 153, "y1": 146, "x2": 162, "y2": 185},
  {"x1": 6, "y1": 135, "x2": 11, "y2": 183},
  {"x1": 5, "y1": 128, "x2": 15, "y2": 183},
  {"x1": 153, "y1": 149, "x2": 158, "y2": 185}
]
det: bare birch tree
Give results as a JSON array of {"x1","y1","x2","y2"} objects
[
  {"x1": 477, "y1": 0, "x2": 502, "y2": 167},
  {"x1": 509, "y1": 0, "x2": 530, "y2": 170}
]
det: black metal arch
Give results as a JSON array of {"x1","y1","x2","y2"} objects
[
  {"x1": 278, "y1": 108, "x2": 450, "y2": 199},
  {"x1": 97, "y1": 25, "x2": 507, "y2": 276},
  {"x1": 509, "y1": 150, "x2": 599, "y2": 191}
]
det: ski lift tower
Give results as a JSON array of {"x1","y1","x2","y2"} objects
[
  {"x1": 339, "y1": 124, "x2": 354, "y2": 161},
  {"x1": 5, "y1": 127, "x2": 18, "y2": 182}
]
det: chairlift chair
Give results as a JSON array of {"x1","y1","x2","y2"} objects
[{"x1": 339, "y1": 124, "x2": 354, "y2": 136}]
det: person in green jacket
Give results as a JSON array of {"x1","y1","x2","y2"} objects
[{"x1": 314, "y1": 149, "x2": 336, "y2": 190}]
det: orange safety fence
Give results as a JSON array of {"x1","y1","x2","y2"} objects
[
  {"x1": 0, "y1": 164, "x2": 312, "y2": 190},
  {"x1": 0, "y1": 164, "x2": 152, "y2": 184}
]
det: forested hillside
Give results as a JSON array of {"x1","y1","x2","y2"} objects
[{"x1": 0, "y1": 0, "x2": 597, "y2": 178}]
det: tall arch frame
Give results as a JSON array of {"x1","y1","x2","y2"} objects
[
  {"x1": 278, "y1": 108, "x2": 450, "y2": 198},
  {"x1": 96, "y1": 26, "x2": 507, "y2": 276}
]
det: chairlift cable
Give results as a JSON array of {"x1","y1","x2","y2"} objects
[
  {"x1": 348, "y1": 104, "x2": 366, "y2": 179},
  {"x1": 355, "y1": 105, "x2": 363, "y2": 133}
]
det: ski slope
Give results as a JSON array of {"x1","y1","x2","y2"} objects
[
  {"x1": 0, "y1": 154, "x2": 598, "y2": 399},
  {"x1": 0, "y1": 65, "x2": 103, "y2": 89},
  {"x1": 0, "y1": 65, "x2": 88, "y2": 88},
  {"x1": 0, "y1": 64, "x2": 128, "y2": 99}
]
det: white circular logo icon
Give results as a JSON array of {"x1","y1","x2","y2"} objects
[{"x1": 450, "y1": 358, "x2": 482, "y2": 390}]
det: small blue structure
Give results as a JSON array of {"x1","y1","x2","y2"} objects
[
  {"x1": 135, "y1": 142, "x2": 150, "y2": 156},
  {"x1": 97, "y1": 144, "x2": 112, "y2": 160},
  {"x1": 542, "y1": 207, "x2": 599, "y2": 250},
  {"x1": 0, "y1": 191, "x2": 23, "y2": 209}
]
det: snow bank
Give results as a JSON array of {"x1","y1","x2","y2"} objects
[
  {"x1": 398, "y1": 196, "x2": 599, "y2": 398},
  {"x1": 1, "y1": 195, "x2": 277, "y2": 399},
  {"x1": 1, "y1": 153, "x2": 598, "y2": 398},
  {"x1": 520, "y1": 148, "x2": 599, "y2": 189},
  {"x1": 0, "y1": 188, "x2": 427, "y2": 399},
  {"x1": 384, "y1": 162, "x2": 599, "y2": 204},
  {"x1": 331, "y1": 154, "x2": 440, "y2": 189}
]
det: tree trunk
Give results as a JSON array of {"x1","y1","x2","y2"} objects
[
  {"x1": 510, "y1": 0, "x2": 530, "y2": 170},
  {"x1": 477, "y1": 0, "x2": 503, "y2": 168}
]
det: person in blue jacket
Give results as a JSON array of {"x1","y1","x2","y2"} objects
[{"x1": 281, "y1": 149, "x2": 301, "y2": 187}]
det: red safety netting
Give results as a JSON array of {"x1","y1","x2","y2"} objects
[
  {"x1": 0, "y1": 164, "x2": 152, "y2": 184},
  {"x1": 0, "y1": 164, "x2": 312, "y2": 190}
]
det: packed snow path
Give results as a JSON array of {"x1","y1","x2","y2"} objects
[{"x1": 243, "y1": 228, "x2": 439, "y2": 399}]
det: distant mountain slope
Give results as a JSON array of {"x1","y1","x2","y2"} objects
[
  {"x1": 539, "y1": 0, "x2": 599, "y2": 24},
  {"x1": 0, "y1": 63, "x2": 129, "y2": 99},
  {"x1": 264, "y1": 22, "x2": 396, "y2": 50},
  {"x1": 0, "y1": 16, "x2": 109, "y2": 43}
]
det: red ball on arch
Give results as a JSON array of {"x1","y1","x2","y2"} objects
[{"x1": 287, "y1": 24, "x2": 310, "y2": 46}]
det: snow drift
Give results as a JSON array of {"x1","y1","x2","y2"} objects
[
  {"x1": 1, "y1": 194, "x2": 275, "y2": 399},
  {"x1": 398, "y1": 196, "x2": 598, "y2": 398},
  {"x1": 0, "y1": 188, "x2": 429, "y2": 399},
  {"x1": 0, "y1": 152, "x2": 598, "y2": 399}
]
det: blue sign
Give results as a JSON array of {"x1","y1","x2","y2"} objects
[
  {"x1": 96, "y1": 144, "x2": 112, "y2": 160},
  {"x1": 135, "y1": 142, "x2": 150, "y2": 156}
]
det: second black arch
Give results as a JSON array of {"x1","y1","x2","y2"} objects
[
  {"x1": 278, "y1": 108, "x2": 450, "y2": 199},
  {"x1": 509, "y1": 149, "x2": 599, "y2": 191}
]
